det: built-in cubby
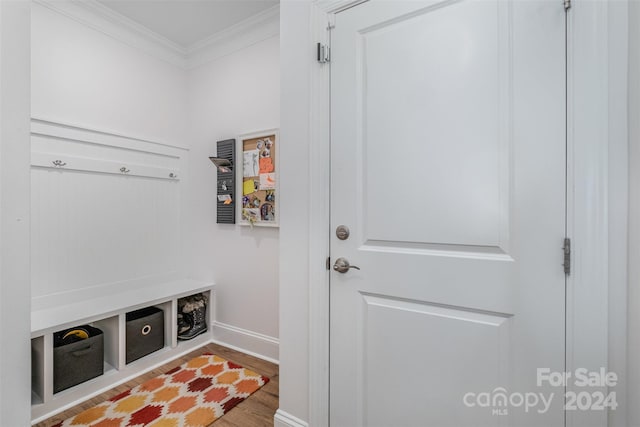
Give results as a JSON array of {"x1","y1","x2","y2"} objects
[
  {"x1": 30, "y1": 279, "x2": 214, "y2": 424},
  {"x1": 27, "y1": 120, "x2": 215, "y2": 424},
  {"x1": 92, "y1": 316, "x2": 119, "y2": 374},
  {"x1": 153, "y1": 300, "x2": 175, "y2": 350},
  {"x1": 31, "y1": 336, "x2": 45, "y2": 406}
]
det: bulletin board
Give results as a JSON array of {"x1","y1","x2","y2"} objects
[{"x1": 237, "y1": 129, "x2": 279, "y2": 227}]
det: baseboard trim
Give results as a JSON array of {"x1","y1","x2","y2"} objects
[
  {"x1": 274, "y1": 409, "x2": 309, "y2": 427},
  {"x1": 211, "y1": 321, "x2": 279, "y2": 364}
]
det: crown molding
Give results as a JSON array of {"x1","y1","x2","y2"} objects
[
  {"x1": 314, "y1": 0, "x2": 368, "y2": 13},
  {"x1": 76, "y1": 0, "x2": 187, "y2": 54},
  {"x1": 186, "y1": 4, "x2": 280, "y2": 69},
  {"x1": 33, "y1": 0, "x2": 188, "y2": 68},
  {"x1": 33, "y1": 0, "x2": 280, "y2": 70}
]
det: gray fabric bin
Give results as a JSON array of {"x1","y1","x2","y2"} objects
[
  {"x1": 53, "y1": 325, "x2": 104, "y2": 393},
  {"x1": 126, "y1": 306, "x2": 164, "y2": 364}
]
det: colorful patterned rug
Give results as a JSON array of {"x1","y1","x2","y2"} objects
[{"x1": 53, "y1": 353, "x2": 269, "y2": 427}]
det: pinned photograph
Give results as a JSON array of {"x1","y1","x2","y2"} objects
[
  {"x1": 261, "y1": 203, "x2": 275, "y2": 221},
  {"x1": 259, "y1": 173, "x2": 276, "y2": 190},
  {"x1": 242, "y1": 208, "x2": 260, "y2": 223},
  {"x1": 243, "y1": 149, "x2": 260, "y2": 177}
]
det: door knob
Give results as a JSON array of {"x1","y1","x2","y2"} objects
[{"x1": 333, "y1": 257, "x2": 360, "y2": 273}]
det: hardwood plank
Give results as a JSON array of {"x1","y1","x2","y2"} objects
[{"x1": 34, "y1": 343, "x2": 278, "y2": 427}]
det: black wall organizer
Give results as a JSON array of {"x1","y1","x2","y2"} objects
[{"x1": 211, "y1": 139, "x2": 235, "y2": 224}]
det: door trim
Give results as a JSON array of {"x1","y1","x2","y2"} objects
[
  {"x1": 0, "y1": 1, "x2": 32, "y2": 425},
  {"x1": 306, "y1": 1, "x2": 617, "y2": 426},
  {"x1": 565, "y1": 2, "x2": 627, "y2": 426},
  {"x1": 307, "y1": 4, "x2": 334, "y2": 427}
]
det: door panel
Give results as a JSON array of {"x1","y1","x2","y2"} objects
[
  {"x1": 330, "y1": 1, "x2": 566, "y2": 426},
  {"x1": 361, "y1": 294, "x2": 511, "y2": 427},
  {"x1": 362, "y1": 0, "x2": 508, "y2": 249}
]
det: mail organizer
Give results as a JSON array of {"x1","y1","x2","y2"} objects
[
  {"x1": 126, "y1": 306, "x2": 164, "y2": 364},
  {"x1": 53, "y1": 325, "x2": 104, "y2": 393},
  {"x1": 211, "y1": 139, "x2": 236, "y2": 224}
]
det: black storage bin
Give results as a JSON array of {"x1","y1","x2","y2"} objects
[
  {"x1": 126, "y1": 306, "x2": 164, "y2": 364},
  {"x1": 53, "y1": 325, "x2": 104, "y2": 393}
]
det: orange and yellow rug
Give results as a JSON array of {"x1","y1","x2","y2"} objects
[{"x1": 53, "y1": 354, "x2": 269, "y2": 427}]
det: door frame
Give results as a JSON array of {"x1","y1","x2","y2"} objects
[
  {"x1": 305, "y1": 1, "x2": 623, "y2": 426},
  {"x1": 0, "y1": 1, "x2": 32, "y2": 426}
]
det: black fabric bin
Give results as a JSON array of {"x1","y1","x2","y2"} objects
[
  {"x1": 126, "y1": 306, "x2": 164, "y2": 364},
  {"x1": 53, "y1": 325, "x2": 104, "y2": 393}
]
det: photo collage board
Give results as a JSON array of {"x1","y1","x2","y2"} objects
[{"x1": 240, "y1": 131, "x2": 278, "y2": 226}]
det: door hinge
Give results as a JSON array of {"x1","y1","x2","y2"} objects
[
  {"x1": 564, "y1": 0, "x2": 571, "y2": 10},
  {"x1": 563, "y1": 238, "x2": 571, "y2": 275},
  {"x1": 326, "y1": 256, "x2": 331, "y2": 270},
  {"x1": 317, "y1": 43, "x2": 330, "y2": 64}
]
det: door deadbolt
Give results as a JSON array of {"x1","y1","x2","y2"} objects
[{"x1": 336, "y1": 225, "x2": 350, "y2": 240}]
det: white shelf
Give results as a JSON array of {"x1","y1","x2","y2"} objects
[
  {"x1": 32, "y1": 279, "x2": 213, "y2": 336},
  {"x1": 30, "y1": 281, "x2": 215, "y2": 424}
]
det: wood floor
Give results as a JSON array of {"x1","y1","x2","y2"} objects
[{"x1": 35, "y1": 343, "x2": 279, "y2": 427}]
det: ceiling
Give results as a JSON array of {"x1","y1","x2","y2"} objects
[{"x1": 96, "y1": 0, "x2": 279, "y2": 48}]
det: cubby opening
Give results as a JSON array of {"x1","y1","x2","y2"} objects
[
  {"x1": 91, "y1": 316, "x2": 119, "y2": 373},
  {"x1": 153, "y1": 300, "x2": 174, "y2": 351},
  {"x1": 52, "y1": 324, "x2": 106, "y2": 395},
  {"x1": 31, "y1": 336, "x2": 45, "y2": 405},
  {"x1": 176, "y1": 290, "x2": 212, "y2": 348},
  {"x1": 125, "y1": 305, "x2": 168, "y2": 366}
]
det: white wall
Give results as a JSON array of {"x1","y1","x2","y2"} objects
[
  {"x1": 30, "y1": 2, "x2": 191, "y2": 305},
  {"x1": 0, "y1": 1, "x2": 31, "y2": 425},
  {"x1": 627, "y1": 2, "x2": 640, "y2": 425},
  {"x1": 278, "y1": 1, "x2": 314, "y2": 424},
  {"x1": 186, "y1": 36, "x2": 280, "y2": 359},
  {"x1": 31, "y1": 2, "x2": 188, "y2": 145},
  {"x1": 31, "y1": 2, "x2": 280, "y2": 360}
]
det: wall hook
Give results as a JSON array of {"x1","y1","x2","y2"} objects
[
  {"x1": 169, "y1": 172, "x2": 178, "y2": 178},
  {"x1": 52, "y1": 160, "x2": 66, "y2": 167},
  {"x1": 120, "y1": 167, "x2": 130, "y2": 174}
]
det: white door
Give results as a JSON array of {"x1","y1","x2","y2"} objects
[{"x1": 329, "y1": 1, "x2": 566, "y2": 426}]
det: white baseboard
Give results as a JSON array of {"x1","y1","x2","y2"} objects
[
  {"x1": 211, "y1": 321, "x2": 279, "y2": 364},
  {"x1": 274, "y1": 409, "x2": 309, "y2": 427}
]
